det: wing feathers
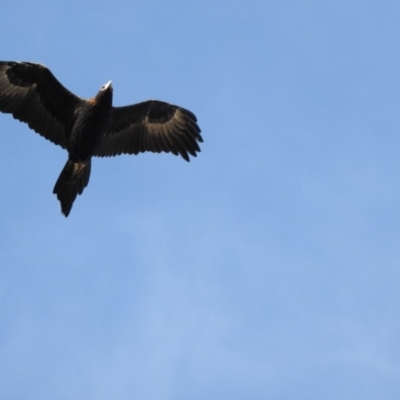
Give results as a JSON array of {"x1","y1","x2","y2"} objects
[
  {"x1": 0, "y1": 62, "x2": 83, "y2": 149},
  {"x1": 93, "y1": 100, "x2": 202, "y2": 161}
]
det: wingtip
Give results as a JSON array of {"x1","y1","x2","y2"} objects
[{"x1": 181, "y1": 152, "x2": 190, "y2": 162}]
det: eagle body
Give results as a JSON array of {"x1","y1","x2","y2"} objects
[
  {"x1": 0, "y1": 62, "x2": 202, "y2": 216},
  {"x1": 69, "y1": 82, "x2": 113, "y2": 161}
]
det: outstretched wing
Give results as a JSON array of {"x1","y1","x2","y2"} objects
[
  {"x1": 0, "y1": 61, "x2": 83, "y2": 149},
  {"x1": 93, "y1": 100, "x2": 203, "y2": 162}
]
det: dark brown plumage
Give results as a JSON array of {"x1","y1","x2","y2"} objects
[{"x1": 0, "y1": 61, "x2": 203, "y2": 216}]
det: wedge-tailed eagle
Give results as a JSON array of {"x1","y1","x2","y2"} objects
[{"x1": 0, "y1": 61, "x2": 202, "y2": 216}]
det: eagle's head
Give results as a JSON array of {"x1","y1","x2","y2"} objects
[{"x1": 94, "y1": 80, "x2": 113, "y2": 106}]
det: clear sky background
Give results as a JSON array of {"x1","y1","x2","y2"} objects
[{"x1": 1, "y1": 1, "x2": 400, "y2": 399}]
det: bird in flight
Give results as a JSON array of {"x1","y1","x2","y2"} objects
[{"x1": 0, "y1": 61, "x2": 202, "y2": 217}]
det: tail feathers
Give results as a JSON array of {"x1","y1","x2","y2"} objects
[{"x1": 53, "y1": 159, "x2": 91, "y2": 217}]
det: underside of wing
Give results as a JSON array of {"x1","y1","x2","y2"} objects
[
  {"x1": 0, "y1": 61, "x2": 84, "y2": 149},
  {"x1": 93, "y1": 100, "x2": 203, "y2": 162}
]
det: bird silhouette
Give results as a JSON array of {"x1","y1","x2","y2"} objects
[{"x1": 0, "y1": 61, "x2": 202, "y2": 216}]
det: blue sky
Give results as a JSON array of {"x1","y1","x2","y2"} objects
[{"x1": 1, "y1": 1, "x2": 400, "y2": 399}]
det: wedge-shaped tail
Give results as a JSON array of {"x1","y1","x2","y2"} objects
[{"x1": 53, "y1": 159, "x2": 91, "y2": 217}]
